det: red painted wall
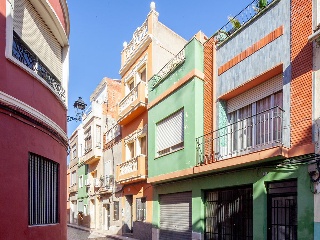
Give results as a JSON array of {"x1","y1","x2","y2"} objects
[
  {"x1": 48, "y1": 0, "x2": 67, "y2": 34},
  {"x1": 0, "y1": 0, "x2": 68, "y2": 239}
]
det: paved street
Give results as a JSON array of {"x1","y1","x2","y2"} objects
[
  {"x1": 67, "y1": 226, "x2": 91, "y2": 240},
  {"x1": 67, "y1": 226, "x2": 123, "y2": 240}
]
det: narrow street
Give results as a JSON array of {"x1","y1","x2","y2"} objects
[
  {"x1": 67, "y1": 226, "x2": 122, "y2": 240},
  {"x1": 67, "y1": 226, "x2": 91, "y2": 240}
]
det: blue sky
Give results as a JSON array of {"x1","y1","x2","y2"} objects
[{"x1": 67, "y1": 0, "x2": 254, "y2": 135}]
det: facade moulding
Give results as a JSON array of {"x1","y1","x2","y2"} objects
[
  {"x1": 218, "y1": 63, "x2": 283, "y2": 100},
  {"x1": 148, "y1": 69, "x2": 205, "y2": 110},
  {"x1": 119, "y1": 36, "x2": 152, "y2": 76},
  {"x1": 148, "y1": 143, "x2": 315, "y2": 184},
  {"x1": 218, "y1": 26, "x2": 284, "y2": 75},
  {"x1": 0, "y1": 91, "x2": 68, "y2": 150}
]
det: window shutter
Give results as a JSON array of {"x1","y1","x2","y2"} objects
[
  {"x1": 227, "y1": 74, "x2": 282, "y2": 113},
  {"x1": 13, "y1": 0, "x2": 62, "y2": 81},
  {"x1": 156, "y1": 109, "x2": 184, "y2": 155}
]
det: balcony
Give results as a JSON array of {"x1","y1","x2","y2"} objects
[
  {"x1": 12, "y1": 32, "x2": 65, "y2": 102},
  {"x1": 117, "y1": 82, "x2": 147, "y2": 125},
  {"x1": 69, "y1": 183, "x2": 78, "y2": 193},
  {"x1": 213, "y1": 0, "x2": 276, "y2": 45},
  {"x1": 97, "y1": 175, "x2": 114, "y2": 195},
  {"x1": 116, "y1": 155, "x2": 147, "y2": 184},
  {"x1": 81, "y1": 146, "x2": 102, "y2": 165},
  {"x1": 196, "y1": 106, "x2": 284, "y2": 165}
]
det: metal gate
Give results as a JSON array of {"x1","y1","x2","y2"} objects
[
  {"x1": 267, "y1": 180, "x2": 297, "y2": 240},
  {"x1": 159, "y1": 191, "x2": 192, "y2": 240},
  {"x1": 205, "y1": 186, "x2": 253, "y2": 240}
]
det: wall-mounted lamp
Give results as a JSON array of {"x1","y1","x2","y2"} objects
[{"x1": 67, "y1": 97, "x2": 87, "y2": 122}]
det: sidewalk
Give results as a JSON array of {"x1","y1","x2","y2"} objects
[
  {"x1": 67, "y1": 224, "x2": 139, "y2": 240},
  {"x1": 67, "y1": 223, "x2": 90, "y2": 232},
  {"x1": 105, "y1": 235, "x2": 139, "y2": 240}
]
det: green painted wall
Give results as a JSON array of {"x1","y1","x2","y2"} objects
[
  {"x1": 148, "y1": 38, "x2": 204, "y2": 178},
  {"x1": 77, "y1": 163, "x2": 88, "y2": 204},
  {"x1": 152, "y1": 164, "x2": 314, "y2": 239}
]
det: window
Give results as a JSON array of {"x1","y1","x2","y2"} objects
[
  {"x1": 114, "y1": 201, "x2": 119, "y2": 221},
  {"x1": 139, "y1": 136, "x2": 147, "y2": 155},
  {"x1": 227, "y1": 91, "x2": 283, "y2": 154},
  {"x1": 205, "y1": 186, "x2": 253, "y2": 239},
  {"x1": 136, "y1": 198, "x2": 146, "y2": 221},
  {"x1": 79, "y1": 175, "x2": 83, "y2": 188},
  {"x1": 156, "y1": 109, "x2": 184, "y2": 156},
  {"x1": 96, "y1": 125, "x2": 101, "y2": 148},
  {"x1": 10, "y1": 0, "x2": 66, "y2": 102},
  {"x1": 71, "y1": 144, "x2": 77, "y2": 159},
  {"x1": 29, "y1": 153, "x2": 59, "y2": 225},
  {"x1": 127, "y1": 141, "x2": 135, "y2": 160},
  {"x1": 84, "y1": 204, "x2": 88, "y2": 216},
  {"x1": 84, "y1": 127, "x2": 92, "y2": 153},
  {"x1": 71, "y1": 171, "x2": 77, "y2": 186},
  {"x1": 267, "y1": 180, "x2": 297, "y2": 240},
  {"x1": 139, "y1": 68, "x2": 147, "y2": 82}
]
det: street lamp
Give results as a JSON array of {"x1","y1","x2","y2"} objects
[{"x1": 67, "y1": 97, "x2": 87, "y2": 122}]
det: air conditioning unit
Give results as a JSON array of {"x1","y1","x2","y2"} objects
[{"x1": 84, "y1": 179, "x2": 91, "y2": 186}]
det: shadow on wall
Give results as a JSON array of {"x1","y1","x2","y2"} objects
[{"x1": 121, "y1": 222, "x2": 152, "y2": 240}]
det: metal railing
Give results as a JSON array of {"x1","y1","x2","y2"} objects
[
  {"x1": 118, "y1": 81, "x2": 146, "y2": 114},
  {"x1": 12, "y1": 31, "x2": 66, "y2": 102},
  {"x1": 151, "y1": 48, "x2": 186, "y2": 89},
  {"x1": 119, "y1": 156, "x2": 138, "y2": 175},
  {"x1": 213, "y1": 0, "x2": 276, "y2": 45},
  {"x1": 196, "y1": 106, "x2": 284, "y2": 165}
]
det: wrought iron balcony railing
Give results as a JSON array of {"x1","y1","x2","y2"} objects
[
  {"x1": 196, "y1": 106, "x2": 284, "y2": 165},
  {"x1": 12, "y1": 31, "x2": 66, "y2": 102},
  {"x1": 116, "y1": 155, "x2": 147, "y2": 183},
  {"x1": 213, "y1": 0, "x2": 276, "y2": 45},
  {"x1": 118, "y1": 81, "x2": 147, "y2": 116},
  {"x1": 151, "y1": 48, "x2": 186, "y2": 89}
]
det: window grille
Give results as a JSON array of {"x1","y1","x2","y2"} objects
[
  {"x1": 114, "y1": 201, "x2": 119, "y2": 221},
  {"x1": 267, "y1": 180, "x2": 297, "y2": 240},
  {"x1": 156, "y1": 109, "x2": 184, "y2": 156},
  {"x1": 136, "y1": 198, "x2": 146, "y2": 221},
  {"x1": 29, "y1": 152, "x2": 59, "y2": 225},
  {"x1": 205, "y1": 186, "x2": 253, "y2": 239}
]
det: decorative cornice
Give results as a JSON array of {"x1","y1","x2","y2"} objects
[{"x1": 0, "y1": 91, "x2": 68, "y2": 149}]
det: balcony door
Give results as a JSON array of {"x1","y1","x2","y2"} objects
[{"x1": 223, "y1": 91, "x2": 283, "y2": 158}]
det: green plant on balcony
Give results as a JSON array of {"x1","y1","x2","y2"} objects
[
  {"x1": 228, "y1": 16, "x2": 241, "y2": 31},
  {"x1": 254, "y1": 0, "x2": 268, "y2": 12}
]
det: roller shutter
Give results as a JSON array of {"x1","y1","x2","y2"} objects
[
  {"x1": 159, "y1": 191, "x2": 192, "y2": 240},
  {"x1": 13, "y1": 0, "x2": 62, "y2": 80},
  {"x1": 227, "y1": 74, "x2": 282, "y2": 113}
]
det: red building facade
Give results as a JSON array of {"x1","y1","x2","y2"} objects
[{"x1": 0, "y1": 0, "x2": 70, "y2": 239}]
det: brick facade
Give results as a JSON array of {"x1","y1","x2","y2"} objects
[
  {"x1": 203, "y1": 37, "x2": 214, "y2": 136},
  {"x1": 290, "y1": 0, "x2": 313, "y2": 147}
]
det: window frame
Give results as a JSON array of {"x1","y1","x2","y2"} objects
[
  {"x1": 156, "y1": 108, "x2": 184, "y2": 157},
  {"x1": 136, "y1": 197, "x2": 146, "y2": 222},
  {"x1": 28, "y1": 152, "x2": 59, "y2": 225},
  {"x1": 113, "y1": 201, "x2": 119, "y2": 221}
]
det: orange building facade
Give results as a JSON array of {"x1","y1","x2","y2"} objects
[{"x1": 115, "y1": 3, "x2": 186, "y2": 239}]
